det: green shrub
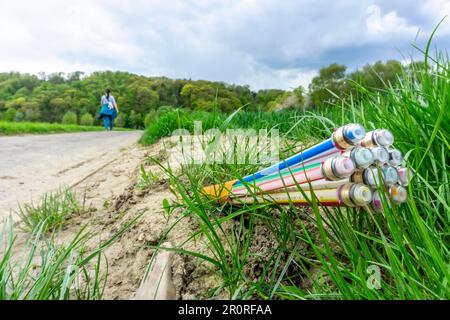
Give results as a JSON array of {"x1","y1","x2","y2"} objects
[
  {"x1": 140, "y1": 107, "x2": 306, "y2": 146},
  {"x1": 1, "y1": 108, "x2": 17, "y2": 122},
  {"x1": 115, "y1": 113, "x2": 127, "y2": 128},
  {"x1": 140, "y1": 110, "x2": 190, "y2": 144},
  {"x1": 61, "y1": 111, "x2": 78, "y2": 125},
  {"x1": 140, "y1": 109, "x2": 226, "y2": 145},
  {"x1": 157, "y1": 105, "x2": 175, "y2": 115},
  {"x1": 17, "y1": 188, "x2": 82, "y2": 233},
  {"x1": 128, "y1": 110, "x2": 143, "y2": 129},
  {"x1": 80, "y1": 113, "x2": 94, "y2": 126},
  {"x1": 14, "y1": 110, "x2": 25, "y2": 122},
  {"x1": 144, "y1": 110, "x2": 157, "y2": 128}
]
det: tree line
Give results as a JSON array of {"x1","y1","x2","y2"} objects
[{"x1": 0, "y1": 59, "x2": 418, "y2": 129}]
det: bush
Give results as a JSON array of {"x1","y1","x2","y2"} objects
[
  {"x1": 80, "y1": 113, "x2": 94, "y2": 126},
  {"x1": 115, "y1": 113, "x2": 127, "y2": 128},
  {"x1": 157, "y1": 105, "x2": 175, "y2": 115},
  {"x1": 140, "y1": 109, "x2": 192, "y2": 145},
  {"x1": 17, "y1": 188, "x2": 82, "y2": 233},
  {"x1": 62, "y1": 111, "x2": 78, "y2": 125},
  {"x1": 1, "y1": 108, "x2": 17, "y2": 122},
  {"x1": 144, "y1": 110, "x2": 157, "y2": 128},
  {"x1": 128, "y1": 110, "x2": 143, "y2": 129},
  {"x1": 140, "y1": 109, "x2": 226, "y2": 145}
]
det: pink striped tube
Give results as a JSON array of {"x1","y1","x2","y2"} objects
[
  {"x1": 285, "y1": 149, "x2": 344, "y2": 171},
  {"x1": 231, "y1": 156, "x2": 356, "y2": 196}
]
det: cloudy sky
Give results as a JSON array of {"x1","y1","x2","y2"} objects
[{"x1": 0, "y1": 0, "x2": 449, "y2": 90}]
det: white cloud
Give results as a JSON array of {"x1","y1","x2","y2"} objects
[
  {"x1": 0, "y1": 0, "x2": 141, "y2": 71},
  {"x1": 0, "y1": 0, "x2": 447, "y2": 90},
  {"x1": 234, "y1": 65, "x2": 317, "y2": 91},
  {"x1": 420, "y1": 0, "x2": 450, "y2": 32},
  {"x1": 366, "y1": 5, "x2": 419, "y2": 39}
]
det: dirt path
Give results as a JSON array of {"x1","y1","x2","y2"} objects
[
  {"x1": 3, "y1": 133, "x2": 228, "y2": 299},
  {"x1": 0, "y1": 131, "x2": 142, "y2": 222}
]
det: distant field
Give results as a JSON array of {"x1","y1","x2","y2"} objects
[{"x1": 0, "y1": 121, "x2": 128, "y2": 135}]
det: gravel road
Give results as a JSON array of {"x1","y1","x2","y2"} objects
[{"x1": 0, "y1": 131, "x2": 142, "y2": 222}]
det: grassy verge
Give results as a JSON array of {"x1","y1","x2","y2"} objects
[
  {"x1": 139, "y1": 108, "x2": 308, "y2": 146},
  {"x1": 0, "y1": 216, "x2": 139, "y2": 300},
  {"x1": 17, "y1": 188, "x2": 83, "y2": 234},
  {"x1": 0, "y1": 121, "x2": 130, "y2": 136},
  {"x1": 145, "y1": 39, "x2": 449, "y2": 299}
]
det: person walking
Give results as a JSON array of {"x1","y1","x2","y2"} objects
[{"x1": 98, "y1": 89, "x2": 119, "y2": 131}]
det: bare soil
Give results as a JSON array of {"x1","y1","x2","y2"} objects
[{"x1": 50, "y1": 140, "x2": 223, "y2": 299}]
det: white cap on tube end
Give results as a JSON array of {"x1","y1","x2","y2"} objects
[
  {"x1": 390, "y1": 185, "x2": 408, "y2": 205},
  {"x1": 352, "y1": 184, "x2": 373, "y2": 206},
  {"x1": 344, "y1": 124, "x2": 366, "y2": 144},
  {"x1": 398, "y1": 168, "x2": 413, "y2": 187},
  {"x1": 364, "y1": 167, "x2": 384, "y2": 188},
  {"x1": 382, "y1": 167, "x2": 399, "y2": 186},
  {"x1": 353, "y1": 147, "x2": 374, "y2": 169},
  {"x1": 334, "y1": 157, "x2": 356, "y2": 178},
  {"x1": 389, "y1": 149, "x2": 404, "y2": 167},
  {"x1": 371, "y1": 147, "x2": 390, "y2": 164},
  {"x1": 375, "y1": 129, "x2": 394, "y2": 147}
]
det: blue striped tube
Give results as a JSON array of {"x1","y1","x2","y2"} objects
[{"x1": 235, "y1": 124, "x2": 366, "y2": 186}]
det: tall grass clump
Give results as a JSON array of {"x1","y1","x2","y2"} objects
[
  {"x1": 0, "y1": 215, "x2": 140, "y2": 300},
  {"x1": 140, "y1": 108, "x2": 323, "y2": 146},
  {"x1": 17, "y1": 188, "x2": 82, "y2": 233},
  {"x1": 140, "y1": 109, "x2": 227, "y2": 145},
  {"x1": 147, "y1": 34, "x2": 449, "y2": 300}
]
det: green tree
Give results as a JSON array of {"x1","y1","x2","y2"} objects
[
  {"x1": 308, "y1": 63, "x2": 348, "y2": 108},
  {"x1": 62, "y1": 111, "x2": 78, "y2": 125},
  {"x1": 14, "y1": 110, "x2": 25, "y2": 122},
  {"x1": 50, "y1": 98, "x2": 67, "y2": 122},
  {"x1": 180, "y1": 82, "x2": 241, "y2": 112},
  {"x1": 128, "y1": 80, "x2": 160, "y2": 113},
  {"x1": 23, "y1": 101, "x2": 41, "y2": 121},
  {"x1": 5, "y1": 97, "x2": 26, "y2": 109},
  {"x1": 115, "y1": 113, "x2": 127, "y2": 128},
  {"x1": 255, "y1": 89, "x2": 285, "y2": 110},
  {"x1": 293, "y1": 86, "x2": 306, "y2": 110},
  {"x1": 48, "y1": 72, "x2": 66, "y2": 84},
  {"x1": 128, "y1": 110, "x2": 143, "y2": 129},
  {"x1": 349, "y1": 60, "x2": 402, "y2": 89}
]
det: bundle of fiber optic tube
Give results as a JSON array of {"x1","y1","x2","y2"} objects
[{"x1": 203, "y1": 124, "x2": 413, "y2": 212}]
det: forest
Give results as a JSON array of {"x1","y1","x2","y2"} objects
[{"x1": 0, "y1": 59, "x2": 413, "y2": 129}]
